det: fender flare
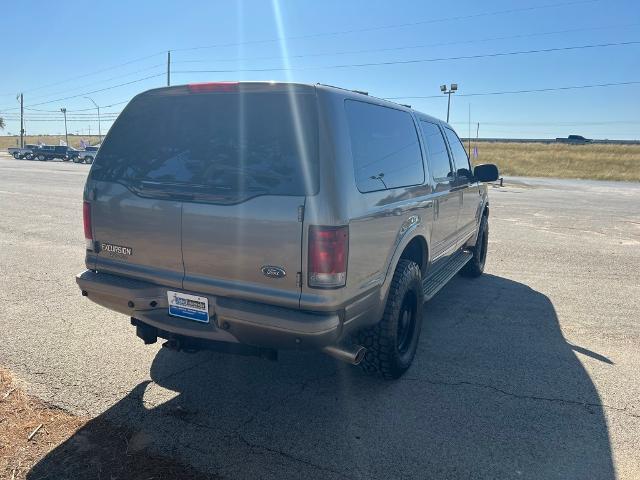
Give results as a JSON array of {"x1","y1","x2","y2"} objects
[{"x1": 375, "y1": 224, "x2": 429, "y2": 319}]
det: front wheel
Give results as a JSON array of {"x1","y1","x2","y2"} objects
[
  {"x1": 460, "y1": 214, "x2": 488, "y2": 278},
  {"x1": 355, "y1": 259, "x2": 424, "y2": 379}
]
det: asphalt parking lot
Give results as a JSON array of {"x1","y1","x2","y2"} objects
[{"x1": 1, "y1": 155, "x2": 639, "y2": 479}]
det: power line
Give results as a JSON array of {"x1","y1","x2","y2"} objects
[
  {"x1": 172, "y1": 0, "x2": 602, "y2": 52},
  {"x1": 24, "y1": 73, "x2": 164, "y2": 108},
  {"x1": 385, "y1": 81, "x2": 640, "y2": 99},
  {"x1": 25, "y1": 64, "x2": 164, "y2": 103},
  {"x1": 455, "y1": 120, "x2": 640, "y2": 126},
  {"x1": 177, "y1": 22, "x2": 640, "y2": 65},
  {"x1": 0, "y1": 1, "x2": 611, "y2": 110},
  {"x1": 0, "y1": 0, "x2": 605, "y2": 108},
  {"x1": 21, "y1": 52, "x2": 165, "y2": 94},
  {"x1": 172, "y1": 40, "x2": 640, "y2": 74}
]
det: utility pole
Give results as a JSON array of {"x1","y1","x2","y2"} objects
[
  {"x1": 18, "y1": 93, "x2": 24, "y2": 148},
  {"x1": 468, "y1": 104, "x2": 471, "y2": 157},
  {"x1": 84, "y1": 97, "x2": 101, "y2": 144},
  {"x1": 167, "y1": 50, "x2": 171, "y2": 86},
  {"x1": 440, "y1": 83, "x2": 458, "y2": 123},
  {"x1": 60, "y1": 108, "x2": 68, "y2": 146}
]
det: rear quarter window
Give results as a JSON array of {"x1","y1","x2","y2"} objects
[{"x1": 345, "y1": 100, "x2": 424, "y2": 193}]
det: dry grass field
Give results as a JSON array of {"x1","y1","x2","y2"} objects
[
  {"x1": 473, "y1": 141, "x2": 640, "y2": 182},
  {"x1": 0, "y1": 135, "x2": 101, "y2": 150}
]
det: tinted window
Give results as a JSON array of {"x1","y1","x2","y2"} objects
[
  {"x1": 92, "y1": 90, "x2": 318, "y2": 203},
  {"x1": 444, "y1": 126, "x2": 472, "y2": 173},
  {"x1": 345, "y1": 100, "x2": 424, "y2": 192},
  {"x1": 420, "y1": 121, "x2": 453, "y2": 180}
]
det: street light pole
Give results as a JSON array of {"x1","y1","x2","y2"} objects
[
  {"x1": 60, "y1": 108, "x2": 68, "y2": 146},
  {"x1": 440, "y1": 83, "x2": 458, "y2": 123},
  {"x1": 83, "y1": 96, "x2": 101, "y2": 144},
  {"x1": 17, "y1": 93, "x2": 24, "y2": 148}
]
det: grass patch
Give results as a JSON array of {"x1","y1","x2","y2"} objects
[{"x1": 473, "y1": 141, "x2": 640, "y2": 182}]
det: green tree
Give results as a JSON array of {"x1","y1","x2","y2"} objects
[{"x1": 0, "y1": 117, "x2": 5, "y2": 130}]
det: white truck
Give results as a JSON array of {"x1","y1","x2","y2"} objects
[{"x1": 74, "y1": 145, "x2": 100, "y2": 164}]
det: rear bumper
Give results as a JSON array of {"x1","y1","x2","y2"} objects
[{"x1": 76, "y1": 270, "x2": 342, "y2": 350}]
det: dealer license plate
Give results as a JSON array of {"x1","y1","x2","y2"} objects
[{"x1": 167, "y1": 291, "x2": 209, "y2": 323}]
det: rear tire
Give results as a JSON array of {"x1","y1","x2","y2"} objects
[
  {"x1": 37, "y1": 154, "x2": 46, "y2": 161},
  {"x1": 355, "y1": 259, "x2": 424, "y2": 379},
  {"x1": 460, "y1": 214, "x2": 488, "y2": 278},
  {"x1": 12, "y1": 152, "x2": 20, "y2": 159},
  {"x1": 85, "y1": 156, "x2": 93, "y2": 164}
]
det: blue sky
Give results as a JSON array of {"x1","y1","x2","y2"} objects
[{"x1": 1, "y1": 0, "x2": 638, "y2": 139}]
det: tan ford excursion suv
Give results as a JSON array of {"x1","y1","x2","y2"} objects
[{"x1": 76, "y1": 82, "x2": 499, "y2": 379}]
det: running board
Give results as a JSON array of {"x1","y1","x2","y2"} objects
[{"x1": 422, "y1": 250, "x2": 473, "y2": 301}]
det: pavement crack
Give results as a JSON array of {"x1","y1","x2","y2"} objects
[
  {"x1": 409, "y1": 377, "x2": 640, "y2": 419},
  {"x1": 237, "y1": 432, "x2": 356, "y2": 480}
]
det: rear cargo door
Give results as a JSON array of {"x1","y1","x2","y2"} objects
[
  {"x1": 179, "y1": 85, "x2": 318, "y2": 309},
  {"x1": 87, "y1": 95, "x2": 188, "y2": 287}
]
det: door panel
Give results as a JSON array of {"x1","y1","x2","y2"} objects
[
  {"x1": 458, "y1": 182, "x2": 481, "y2": 239},
  {"x1": 91, "y1": 181, "x2": 184, "y2": 288},
  {"x1": 419, "y1": 120, "x2": 461, "y2": 259},
  {"x1": 432, "y1": 188, "x2": 460, "y2": 257},
  {"x1": 181, "y1": 196, "x2": 304, "y2": 309},
  {"x1": 444, "y1": 127, "x2": 480, "y2": 239}
]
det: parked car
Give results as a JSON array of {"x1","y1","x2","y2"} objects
[
  {"x1": 66, "y1": 147, "x2": 81, "y2": 162},
  {"x1": 76, "y1": 82, "x2": 499, "y2": 379},
  {"x1": 7, "y1": 146, "x2": 34, "y2": 159},
  {"x1": 75, "y1": 145, "x2": 100, "y2": 164},
  {"x1": 556, "y1": 134, "x2": 592, "y2": 144},
  {"x1": 32, "y1": 145, "x2": 71, "y2": 161}
]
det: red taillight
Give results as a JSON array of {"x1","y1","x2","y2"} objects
[
  {"x1": 83, "y1": 201, "x2": 93, "y2": 250},
  {"x1": 187, "y1": 82, "x2": 238, "y2": 93},
  {"x1": 308, "y1": 226, "x2": 348, "y2": 288}
]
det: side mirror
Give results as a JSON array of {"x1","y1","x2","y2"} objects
[{"x1": 473, "y1": 163, "x2": 499, "y2": 183}]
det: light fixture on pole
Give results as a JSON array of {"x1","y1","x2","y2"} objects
[
  {"x1": 60, "y1": 108, "x2": 68, "y2": 147},
  {"x1": 83, "y1": 96, "x2": 101, "y2": 144},
  {"x1": 440, "y1": 83, "x2": 458, "y2": 123}
]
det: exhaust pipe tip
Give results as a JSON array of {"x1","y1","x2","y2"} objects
[{"x1": 322, "y1": 343, "x2": 367, "y2": 366}]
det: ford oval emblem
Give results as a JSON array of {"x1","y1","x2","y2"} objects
[{"x1": 261, "y1": 266, "x2": 286, "y2": 279}]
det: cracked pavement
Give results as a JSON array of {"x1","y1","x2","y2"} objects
[{"x1": 1, "y1": 156, "x2": 639, "y2": 479}]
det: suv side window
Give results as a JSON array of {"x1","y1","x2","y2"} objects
[
  {"x1": 443, "y1": 126, "x2": 472, "y2": 176},
  {"x1": 345, "y1": 100, "x2": 424, "y2": 193},
  {"x1": 420, "y1": 121, "x2": 453, "y2": 180}
]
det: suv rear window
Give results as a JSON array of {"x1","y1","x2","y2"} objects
[
  {"x1": 91, "y1": 88, "x2": 318, "y2": 203},
  {"x1": 345, "y1": 100, "x2": 424, "y2": 193}
]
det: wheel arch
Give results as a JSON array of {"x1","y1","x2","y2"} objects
[{"x1": 375, "y1": 232, "x2": 429, "y2": 319}]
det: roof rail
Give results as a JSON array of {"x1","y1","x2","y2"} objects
[{"x1": 316, "y1": 83, "x2": 369, "y2": 96}]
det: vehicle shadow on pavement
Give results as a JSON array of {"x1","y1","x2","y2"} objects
[{"x1": 28, "y1": 274, "x2": 614, "y2": 479}]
